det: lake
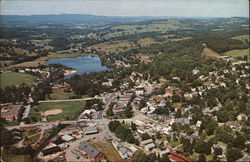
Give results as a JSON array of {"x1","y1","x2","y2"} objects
[{"x1": 46, "y1": 56, "x2": 110, "y2": 78}]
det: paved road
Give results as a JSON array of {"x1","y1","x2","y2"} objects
[{"x1": 38, "y1": 97, "x2": 103, "y2": 103}]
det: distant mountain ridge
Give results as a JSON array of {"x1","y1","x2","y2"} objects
[
  {"x1": 0, "y1": 14, "x2": 248, "y2": 27},
  {"x1": 0, "y1": 14, "x2": 167, "y2": 26}
]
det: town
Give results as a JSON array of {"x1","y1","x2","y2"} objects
[{"x1": 0, "y1": 3, "x2": 249, "y2": 162}]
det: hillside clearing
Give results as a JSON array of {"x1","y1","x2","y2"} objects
[
  {"x1": 202, "y1": 48, "x2": 222, "y2": 59},
  {"x1": 224, "y1": 48, "x2": 249, "y2": 59},
  {"x1": 231, "y1": 35, "x2": 249, "y2": 42},
  {"x1": 0, "y1": 72, "x2": 37, "y2": 88}
]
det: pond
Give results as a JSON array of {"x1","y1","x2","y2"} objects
[{"x1": 46, "y1": 56, "x2": 110, "y2": 78}]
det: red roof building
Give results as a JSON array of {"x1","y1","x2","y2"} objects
[
  {"x1": 168, "y1": 151, "x2": 192, "y2": 162},
  {"x1": 165, "y1": 87, "x2": 181, "y2": 96}
]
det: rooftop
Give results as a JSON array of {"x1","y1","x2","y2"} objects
[{"x1": 78, "y1": 142, "x2": 101, "y2": 158}]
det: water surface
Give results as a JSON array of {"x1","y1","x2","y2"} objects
[{"x1": 46, "y1": 56, "x2": 110, "y2": 78}]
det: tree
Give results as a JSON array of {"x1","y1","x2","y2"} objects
[
  {"x1": 131, "y1": 122, "x2": 137, "y2": 131},
  {"x1": 176, "y1": 109, "x2": 182, "y2": 118},
  {"x1": 156, "y1": 132, "x2": 162, "y2": 139},
  {"x1": 141, "y1": 133, "x2": 151, "y2": 140},
  {"x1": 226, "y1": 148, "x2": 243, "y2": 162},
  {"x1": 233, "y1": 134, "x2": 246, "y2": 150},
  {"x1": 107, "y1": 108, "x2": 114, "y2": 116},
  {"x1": 198, "y1": 154, "x2": 206, "y2": 162}
]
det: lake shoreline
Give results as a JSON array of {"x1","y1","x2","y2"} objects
[
  {"x1": 46, "y1": 56, "x2": 111, "y2": 78},
  {"x1": 64, "y1": 69, "x2": 77, "y2": 76}
]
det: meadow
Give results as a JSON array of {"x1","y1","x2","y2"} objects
[
  {"x1": 225, "y1": 48, "x2": 249, "y2": 59},
  {"x1": 231, "y1": 35, "x2": 249, "y2": 42},
  {"x1": 0, "y1": 72, "x2": 37, "y2": 88}
]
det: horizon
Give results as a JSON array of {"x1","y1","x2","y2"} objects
[
  {"x1": 1, "y1": 13, "x2": 249, "y2": 19},
  {"x1": 0, "y1": 0, "x2": 249, "y2": 18}
]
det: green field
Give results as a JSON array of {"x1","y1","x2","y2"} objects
[
  {"x1": 2, "y1": 155, "x2": 30, "y2": 162},
  {"x1": 0, "y1": 60, "x2": 13, "y2": 67},
  {"x1": 225, "y1": 48, "x2": 249, "y2": 58},
  {"x1": 30, "y1": 39, "x2": 52, "y2": 46},
  {"x1": 0, "y1": 72, "x2": 37, "y2": 88},
  {"x1": 105, "y1": 21, "x2": 188, "y2": 39},
  {"x1": 232, "y1": 35, "x2": 249, "y2": 42},
  {"x1": 32, "y1": 101, "x2": 85, "y2": 122},
  {"x1": 50, "y1": 92, "x2": 75, "y2": 100}
]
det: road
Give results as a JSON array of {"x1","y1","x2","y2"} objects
[
  {"x1": 38, "y1": 97, "x2": 103, "y2": 103},
  {"x1": 102, "y1": 92, "x2": 116, "y2": 118}
]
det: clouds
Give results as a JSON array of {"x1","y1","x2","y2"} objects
[{"x1": 0, "y1": 0, "x2": 249, "y2": 17}]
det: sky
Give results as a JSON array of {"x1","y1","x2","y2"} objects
[{"x1": 0, "y1": 0, "x2": 249, "y2": 18}]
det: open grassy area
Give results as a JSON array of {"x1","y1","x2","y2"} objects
[
  {"x1": 133, "y1": 150, "x2": 147, "y2": 162},
  {"x1": 30, "y1": 39, "x2": 52, "y2": 46},
  {"x1": 87, "y1": 40, "x2": 134, "y2": 53},
  {"x1": 224, "y1": 48, "x2": 249, "y2": 59},
  {"x1": 0, "y1": 72, "x2": 37, "y2": 88},
  {"x1": 3, "y1": 121, "x2": 20, "y2": 127},
  {"x1": 137, "y1": 37, "x2": 160, "y2": 47},
  {"x1": 166, "y1": 141, "x2": 181, "y2": 147},
  {"x1": 202, "y1": 48, "x2": 224, "y2": 60},
  {"x1": 23, "y1": 133, "x2": 41, "y2": 146},
  {"x1": 2, "y1": 155, "x2": 30, "y2": 162},
  {"x1": 232, "y1": 35, "x2": 249, "y2": 42},
  {"x1": 91, "y1": 141, "x2": 122, "y2": 162},
  {"x1": 0, "y1": 60, "x2": 13, "y2": 67},
  {"x1": 33, "y1": 101, "x2": 85, "y2": 122},
  {"x1": 50, "y1": 92, "x2": 75, "y2": 100}
]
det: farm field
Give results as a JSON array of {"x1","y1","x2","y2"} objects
[
  {"x1": 0, "y1": 72, "x2": 37, "y2": 88},
  {"x1": 33, "y1": 101, "x2": 85, "y2": 122},
  {"x1": 30, "y1": 39, "x2": 52, "y2": 46},
  {"x1": 105, "y1": 21, "x2": 189, "y2": 38},
  {"x1": 91, "y1": 141, "x2": 122, "y2": 162},
  {"x1": 87, "y1": 40, "x2": 134, "y2": 53},
  {"x1": 137, "y1": 37, "x2": 160, "y2": 47},
  {"x1": 225, "y1": 48, "x2": 249, "y2": 59},
  {"x1": 231, "y1": 35, "x2": 249, "y2": 42},
  {"x1": 9, "y1": 52, "x2": 83, "y2": 67}
]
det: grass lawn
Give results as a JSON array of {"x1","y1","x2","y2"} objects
[
  {"x1": 224, "y1": 48, "x2": 249, "y2": 59},
  {"x1": 189, "y1": 152, "x2": 200, "y2": 160},
  {"x1": 2, "y1": 155, "x2": 30, "y2": 162},
  {"x1": 91, "y1": 141, "x2": 122, "y2": 162},
  {"x1": 23, "y1": 133, "x2": 41, "y2": 146},
  {"x1": 166, "y1": 141, "x2": 181, "y2": 147},
  {"x1": 3, "y1": 121, "x2": 20, "y2": 127},
  {"x1": 50, "y1": 92, "x2": 75, "y2": 100},
  {"x1": 34, "y1": 101, "x2": 85, "y2": 122},
  {"x1": 133, "y1": 150, "x2": 147, "y2": 162},
  {"x1": 0, "y1": 72, "x2": 37, "y2": 88}
]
